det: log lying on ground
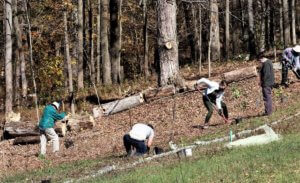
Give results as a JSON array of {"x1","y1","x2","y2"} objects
[
  {"x1": 3, "y1": 122, "x2": 39, "y2": 139},
  {"x1": 102, "y1": 93, "x2": 144, "y2": 115},
  {"x1": 13, "y1": 136, "x2": 40, "y2": 145},
  {"x1": 222, "y1": 66, "x2": 258, "y2": 83},
  {"x1": 4, "y1": 121, "x2": 67, "y2": 139},
  {"x1": 67, "y1": 115, "x2": 95, "y2": 132},
  {"x1": 143, "y1": 85, "x2": 176, "y2": 102}
]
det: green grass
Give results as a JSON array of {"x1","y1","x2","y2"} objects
[{"x1": 89, "y1": 133, "x2": 300, "y2": 183}]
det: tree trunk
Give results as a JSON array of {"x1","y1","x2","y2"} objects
[
  {"x1": 88, "y1": 0, "x2": 95, "y2": 84},
  {"x1": 183, "y1": 2, "x2": 196, "y2": 63},
  {"x1": 143, "y1": 0, "x2": 150, "y2": 79},
  {"x1": 101, "y1": 0, "x2": 112, "y2": 85},
  {"x1": 225, "y1": 0, "x2": 230, "y2": 60},
  {"x1": 232, "y1": 0, "x2": 241, "y2": 55},
  {"x1": 259, "y1": 0, "x2": 266, "y2": 51},
  {"x1": 265, "y1": 0, "x2": 270, "y2": 49},
  {"x1": 210, "y1": 0, "x2": 220, "y2": 61},
  {"x1": 5, "y1": 0, "x2": 13, "y2": 114},
  {"x1": 3, "y1": 122, "x2": 39, "y2": 139},
  {"x1": 157, "y1": 0, "x2": 182, "y2": 87},
  {"x1": 291, "y1": 0, "x2": 296, "y2": 45},
  {"x1": 63, "y1": 10, "x2": 75, "y2": 115},
  {"x1": 78, "y1": 0, "x2": 84, "y2": 89},
  {"x1": 222, "y1": 66, "x2": 258, "y2": 83},
  {"x1": 198, "y1": 5, "x2": 202, "y2": 74},
  {"x1": 24, "y1": 0, "x2": 39, "y2": 124},
  {"x1": 279, "y1": 0, "x2": 284, "y2": 44},
  {"x1": 13, "y1": 136, "x2": 40, "y2": 145},
  {"x1": 12, "y1": 0, "x2": 20, "y2": 106},
  {"x1": 110, "y1": 0, "x2": 122, "y2": 84},
  {"x1": 247, "y1": 0, "x2": 256, "y2": 59},
  {"x1": 67, "y1": 115, "x2": 95, "y2": 132},
  {"x1": 143, "y1": 85, "x2": 176, "y2": 102},
  {"x1": 102, "y1": 93, "x2": 144, "y2": 115},
  {"x1": 96, "y1": 0, "x2": 101, "y2": 84},
  {"x1": 282, "y1": 0, "x2": 290, "y2": 46}
]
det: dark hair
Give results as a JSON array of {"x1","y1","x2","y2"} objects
[
  {"x1": 147, "y1": 124, "x2": 154, "y2": 130},
  {"x1": 219, "y1": 80, "x2": 227, "y2": 87}
]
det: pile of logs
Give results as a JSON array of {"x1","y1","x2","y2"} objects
[{"x1": 2, "y1": 115, "x2": 95, "y2": 145}]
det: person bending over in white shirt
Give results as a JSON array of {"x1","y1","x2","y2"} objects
[
  {"x1": 195, "y1": 78, "x2": 229, "y2": 128},
  {"x1": 123, "y1": 123, "x2": 154, "y2": 156}
]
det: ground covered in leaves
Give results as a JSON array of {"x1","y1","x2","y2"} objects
[{"x1": 1, "y1": 61, "x2": 300, "y2": 179}]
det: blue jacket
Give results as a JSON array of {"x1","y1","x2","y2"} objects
[{"x1": 39, "y1": 104, "x2": 66, "y2": 130}]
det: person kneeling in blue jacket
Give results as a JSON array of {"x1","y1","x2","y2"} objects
[{"x1": 39, "y1": 102, "x2": 68, "y2": 156}]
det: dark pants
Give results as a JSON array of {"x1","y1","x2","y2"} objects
[
  {"x1": 123, "y1": 134, "x2": 147, "y2": 155},
  {"x1": 262, "y1": 86, "x2": 272, "y2": 115},
  {"x1": 203, "y1": 96, "x2": 228, "y2": 124},
  {"x1": 281, "y1": 60, "x2": 289, "y2": 85}
]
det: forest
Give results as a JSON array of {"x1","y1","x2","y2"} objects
[
  {"x1": 0, "y1": 0, "x2": 299, "y2": 115},
  {"x1": 0, "y1": 0, "x2": 300, "y2": 181}
]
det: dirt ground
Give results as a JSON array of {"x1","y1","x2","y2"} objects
[{"x1": 1, "y1": 61, "x2": 300, "y2": 178}]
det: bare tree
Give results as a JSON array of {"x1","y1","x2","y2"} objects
[
  {"x1": 110, "y1": 0, "x2": 122, "y2": 84},
  {"x1": 291, "y1": 0, "x2": 296, "y2": 45},
  {"x1": 88, "y1": 0, "x2": 95, "y2": 83},
  {"x1": 78, "y1": 0, "x2": 84, "y2": 89},
  {"x1": 225, "y1": 0, "x2": 230, "y2": 60},
  {"x1": 198, "y1": 5, "x2": 202, "y2": 74},
  {"x1": 247, "y1": 0, "x2": 256, "y2": 58},
  {"x1": 101, "y1": 0, "x2": 112, "y2": 84},
  {"x1": 5, "y1": 0, "x2": 13, "y2": 114},
  {"x1": 96, "y1": 0, "x2": 101, "y2": 84},
  {"x1": 157, "y1": 0, "x2": 183, "y2": 86},
  {"x1": 183, "y1": 2, "x2": 196, "y2": 62},
  {"x1": 142, "y1": 0, "x2": 150, "y2": 79},
  {"x1": 210, "y1": 0, "x2": 220, "y2": 61},
  {"x1": 282, "y1": 0, "x2": 290, "y2": 46},
  {"x1": 63, "y1": 10, "x2": 75, "y2": 115},
  {"x1": 279, "y1": 0, "x2": 284, "y2": 44}
]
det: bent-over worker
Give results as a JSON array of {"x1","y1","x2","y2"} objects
[
  {"x1": 123, "y1": 123, "x2": 154, "y2": 156},
  {"x1": 195, "y1": 78, "x2": 229, "y2": 128}
]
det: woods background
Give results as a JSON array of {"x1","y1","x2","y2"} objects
[{"x1": 0, "y1": 0, "x2": 299, "y2": 115}]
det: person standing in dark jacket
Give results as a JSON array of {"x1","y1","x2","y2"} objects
[{"x1": 259, "y1": 55, "x2": 275, "y2": 116}]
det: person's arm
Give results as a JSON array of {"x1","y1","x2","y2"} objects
[
  {"x1": 52, "y1": 111, "x2": 66, "y2": 121},
  {"x1": 262, "y1": 63, "x2": 272, "y2": 82},
  {"x1": 282, "y1": 49, "x2": 291, "y2": 62},
  {"x1": 147, "y1": 131, "x2": 154, "y2": 147},
  {"x1": 196, "y1": 78, "x2": 217, "y2": 88}
]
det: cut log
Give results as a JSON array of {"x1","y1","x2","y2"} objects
[
  {"x1": 13, "y1": 136, "x2": 40, "y2": 145},
  {"x1": 3, "y1": 122, "x2": 39, "y2": 139},
  {"x1": 222, "y1": 66, "x2": 258, "y2": 83},
  {"x1": 143, "y1": 85, "x2": 176, "y2": 102},
  {"x1": 55, "y1": 121, "x2": 67, "y2": 137},
  {"x1": 4, "y1": 121, "x2": 67, "y2": 139},
  {"x1": 102, "y1": 93, "x2": 144, "y2": 115},
  {"x1": 67, "y1": 115, "x2": 95, "y2": 132}
]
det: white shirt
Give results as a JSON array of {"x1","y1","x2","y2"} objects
[
  {"x1": 129, "y1": 123, "x2": 154, "y2": 141},
  {"x1": 196, "y1": 78, "x2": 224, "y2": 109}
]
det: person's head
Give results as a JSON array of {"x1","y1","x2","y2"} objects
[
  {"x1": 257, "y1": 49, "x2": 268, "y2": 63},
  {"x1": 219, "y1": 80, "x2": 227, "y2": 90},
  {"x1": 292, "y1": 45, "x2": 300, "y2": 56},
  {"x1": 52, "y1": 101, "x2": 60, "y2": 110},
  {"x1": 147, "y1": 124, "x2": 154, "y2": 130}
]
